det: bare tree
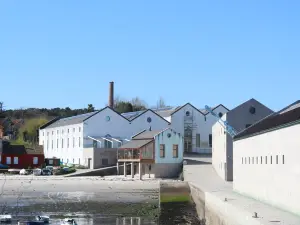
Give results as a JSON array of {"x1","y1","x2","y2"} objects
[
  {"x1": 131, "y1": 97, "x2": 147, "y2": 111},
  {"x1": 156, "y1": 97, "x2": 166, "y2": 109}
]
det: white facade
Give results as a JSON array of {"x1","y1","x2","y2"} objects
[
  {"x1": 39, "y1": 107, "x2": 170, "y2": 165},
  {"x1": 170, "y1": 103, "x2": 229, "y2": 153},
  {"x1": 233, "y1": 123, "x2": 300, "y2": 216},
  {"x1": 212, "y1": 99, "x2": 274, "y2": 181}
]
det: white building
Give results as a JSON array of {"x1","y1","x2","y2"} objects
[
  {"x1": 212, "y1": 98, "x2": 273, "y2": 181},
  {"x1": 39, "y1": 106, "x2": 170, "y2": 165},
  {"x1": 232, "y1": 100, "x2": 300, "y2": 215},
  {"x1": 117, "y1": 127, "x2": 184, "y2": 179},
  {"x1": 145, "y1": 103, "x2": 229, "y2": 154}
]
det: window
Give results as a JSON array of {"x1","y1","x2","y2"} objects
[
  {"x1": 68, "y1": 129, "x2": 69, "y2": 133},
  {"x1": 256, "y1": 157, "x2": 258, "y2": 164},
  {"x1": 245, "y1": 124, "x2": 251, "y2": 128},
  {"x1": 265, "y1": 156, "x2": 267, "y2": 164},
  {"x1": 282, "y1": 155, "x2": 285, "y2": 164},
  {"x1": 52, "y1": 140, "x2": 53, "y2": 149},
  {"x1": 62, "y1": 129, "x2": 64, "y2": 134},
  {"x1": 13, "y1": 157, "x2": 18, "y2": 165},
  {"x1": 49, "y1": 159, "x2": 53, "y2": 165},
  {"x1": 79, "y1": 137, "x2": 81, "y2": 147},
  {"x1": 261, "y1": 156, "x2": 262, "y2": 164},
  {"x1": 73, "y1": 137, "x2": 75, "y2": 147},
  {"x1": 52, "y1": 131, "x2": 54, "y2": 135},
  {"x1": 245, "y1": 157, "x2": 247, "y2": 164},
  {"x1": 104, "y1": 140, "x2": 112, "y2": 148},
  {"x1": 185, "y1": 111, "x2": 190, "y2": 116},
  {"x1": 270, "y1": 156, "x2": 272, "y2": 164},
  {"x1": 209, "y1": 134, "x2": 212, "y2": 147},
  {"x1": 47, "y1": 140, "x2": 49, "y2": 150},
  {"x1": 252, "y1": 157, "x2": 254, "y2": 164},
  {"x1": 43, "y1": 132, "x2": 44, "y2": 136},
  {"x1": 218, "y1": 112, "x2": 223, "y2": 118},
  {"x1": 79, "y1": 127, "x2": 81, "y2": 132},
  {"x1": 160, "y1": 144, "x2": 165, "y2": 158},
  {"x1": 173, "y1": 145, "x2": 178, "y2": 158},
  {"x1": 73, "y1": 128, "x2": 75, "y2": 132},
  {"x1": 248, "y1": 157, "x2": 250, "y2": 164},
  {"x1": 249, "y1": 106, "x2": 256, "y2": 114},
  {"x1": 47, "y1": 132, "x2": 49, "y2": 136},
  {"x1": 6, "y1": 157, "x2": 11, "y2": 164},
  {"x1": 242, "y1": 157, "x2": 243, "y2": 164},
  {"x1": 57, "y1": 139, "x2": 58, "y2": 148},
  {"x1": 196, "y1": 134, "x2": 200, "y2": 147},
  {"x1": 93, "y1": 140, "x2": 97, "y2": 148},
  {"x1": 276, "y1": 155, "x2": 278, "y2": 164},
  {"x1": 57, "y1": 130, "x2": 59, "y2": 134},
  {"x1": 67, "y1": 138, "x2": 69, "y2": 148},
  {"x1": 102, "y1": 158, "x2": 109, "y2": 165},
  {"x1": 33, "y1": 157, "x2": 38, "y2": 165},
  {"x1": 62, "y1": 139, "x2": 64, "y2": 148}
]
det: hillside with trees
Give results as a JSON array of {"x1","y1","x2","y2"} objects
[{"x1": 0, "y1": 97, "x2": 168, "y2": 148}]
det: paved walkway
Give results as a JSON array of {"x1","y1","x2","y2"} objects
[{"x1": 183, "y1": 154, "x2": 300, "y2": 225}]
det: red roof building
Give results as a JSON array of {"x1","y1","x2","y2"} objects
[{"x1": 0, "y1": 141, "x2": 44, "y2": 169}]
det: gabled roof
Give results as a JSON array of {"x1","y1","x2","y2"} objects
[
  {"x1": 132, "y1": 130, "x2": 163, "y2": 140},
  {"x1": 234, "y1": 100, "x2": 300, "y2": 140},
  {"x1": 170, "y1": 103, "x2": 229, "y2": 116},
  {"x1": 41, "y1": 106, "x2": 171, "y2": 130},
  {"x1": 119, "y1": 139, "x2": 153, "y2": 149}
]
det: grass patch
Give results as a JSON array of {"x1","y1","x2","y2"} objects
[{"x1": 160, "y1": 194, "x2": 190, "y2": 203}]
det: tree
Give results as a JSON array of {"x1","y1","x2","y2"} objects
[
  {"x1": 131, "y1": 97, "x2": 147, "y2": 111},
  {"x1": 114, "y1": 101, "x2": 133, "y2": 114},
  {"x1": 87, "y1": 104, "x2": 95, "y2": 112},
  {"x1": 156, "y1": 97, "x2": 166, "y2": 109},
  {"x1": 12, "y1": 117, "x2": 49, "y2": 147}
]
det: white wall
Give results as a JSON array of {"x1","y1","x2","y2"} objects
[
  {"x1": 170, "y1": 104, "x2": 228, "y2": 153},
  {"x1": 233, "y1": 123, "x2": 300, "y2": 216},
  {"x1": 43, "y1": 123, "x2": 83, "y2": 165},
  {"x1": 212, "y1": 115, "x2": 227, "y2": 180},
  {"x1": 154, "y1": 128, "x2": 184, "y2": 164}
]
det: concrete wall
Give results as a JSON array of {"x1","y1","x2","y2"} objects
[
  {"x1": 233, "y1": 123, "x2": 300, "y2": 216},
  {"x1": 83, "y1": 147, "x2": 118, "y2": 169},
  {"x1": 154, "y1": 128, "x2": 183, "y2": 164},
  {"x1": 170, "y1": 103, "x2": 229, "y2": 154},
  {"x1": 142, "y1": 163, "x2": 182, "y2": 178},
  {"x1": 212, "y1": 99, "x2": 273, "y2": 181}
]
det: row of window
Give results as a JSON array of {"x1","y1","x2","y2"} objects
[
  {"x1": 46, "y1": 137, "x2": 81, "y2": 150},
  {"x1": 160, "y1": 144, "x2": 179, "y2": 158},
  {"x1": 2, "y1": 156, "x2": 39, "y2": 165},
  {"x1": 241, "y1": 155, "x2": 285, "y2": 165},
  {"x1": 195, "y1": 134, "x2": 212, "y2": 148},
  {"x1": 44, "y1": 127, "x2": 81, "y2": 137}
]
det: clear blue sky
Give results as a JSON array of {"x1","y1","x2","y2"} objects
[{"x1": 1, "y1": 1, "x2": 299, "y2": 111}]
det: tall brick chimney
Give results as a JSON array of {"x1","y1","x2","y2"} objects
[{"x1": 108, "y1": 81, "x2": 114, "y2": 108}]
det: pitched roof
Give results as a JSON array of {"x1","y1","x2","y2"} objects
[
  {"x1": 132, "y1": 130, "x2": 163, "y2": 140},
  {"x1": 44, "y1": 111, "x2": 98, "y2": 129},
  {"x1": 234, "y1": 100, "x2": 300, "y2": 140},
  {"x1": 119, "y1": 139, "x2": 153, "y2": 149},
  {"x1": 170, "y1": 103, "x2": 229, "y2": 116},
  {"x1": 41, "y1": 106, "x2": 171, "y2": 130}
]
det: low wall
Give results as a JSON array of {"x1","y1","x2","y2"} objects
[{"x1": 189, "y1": 183, "x2": 263, "y2": 225}]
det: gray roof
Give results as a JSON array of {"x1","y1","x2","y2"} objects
[
  {"x1": 119, "y1": 139, "x2": 153, "y2": 149},
  {"x1": 45, "y1": 111, "x2": 98, "y2": 129},
  {"x1": 133, "y1": 130, "x2": 162, "y2": 139},
  {"x1": 121, "y1": 106, "x2": 180, "y2": 120}
]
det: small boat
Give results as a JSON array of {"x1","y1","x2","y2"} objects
[
  {"x1": 35, "y1": 215, "x2": 50, "y2": 223},
  {"x1": 17, "y1": 221, "x2": 44, "y2": 225},
  {"x1": 0, "y1": 214, "x2": 12, "y2": 223},
  {"x1": 61, "y1": 218, "x2": 77, "y2": 225}
]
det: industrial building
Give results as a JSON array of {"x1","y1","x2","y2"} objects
[
  {"x1": 117, "y1": 127, "x2": 183, "y2": 179},
  {"x1": 212, "y1": 98, "x2": 273, "y2": 181},
  {"x1": 123, "y1": 103, "x2": 230, "y2": 154},
  {"x1": 39, "y1": 82, "x2": 170, "y2": 167},
  {"x1": 232, "y1": 100, "x2": 300, "y2": 215}
]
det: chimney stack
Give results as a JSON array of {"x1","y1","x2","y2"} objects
[{"x1": 108, "y1": 81, "x2": 114, "y2": 108}]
